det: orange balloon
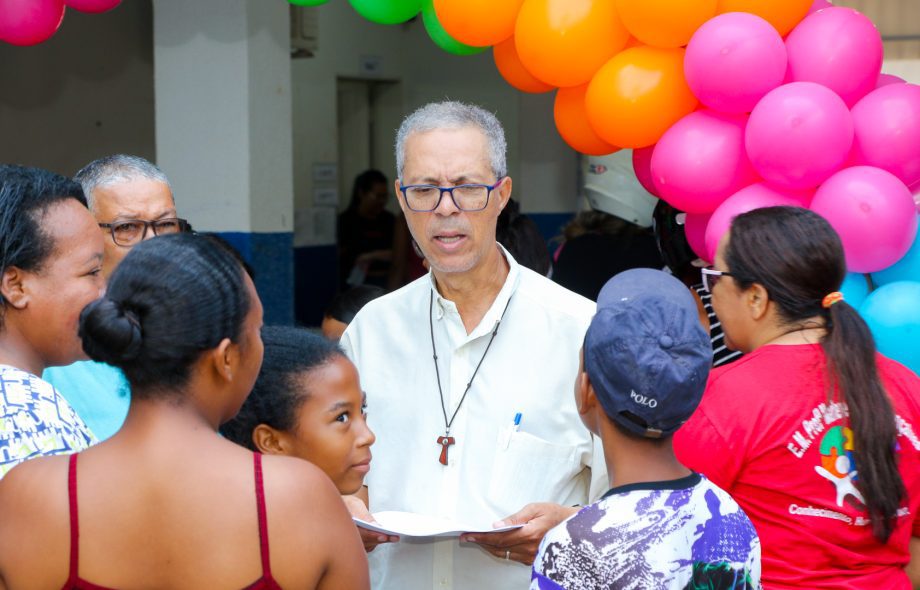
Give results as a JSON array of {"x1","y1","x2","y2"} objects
[
  {"x1": 554, "y1": 85, "x2": 619, "y2": 155},
  {"x1": 586, "y1": 46, "x2": 698, "y2": 149},
  {"x1": 717, "y1": 0, "x2": 811, "y2": 36},
  {"x1": 434, "y1": 0, "x2": 523, "y2": 47},
  {"x1": 615, "y1": 0, "x2": 717, "y2": 48},
  {"x1": 515, "y1": 0, "x2": 630, "y2": 88},
  {"x1": 493, "y1": 37, "x2": 555, "y2": 93},
  {"x1": 624, "y1": 36, "x2": 643, "y2": 49}
]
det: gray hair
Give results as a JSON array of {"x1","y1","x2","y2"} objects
[
  {"x1": 395, "y1": 101, "x2": 507, "y2": 181},
  {"x1": 74, "y1": 154, "x2": 172, "y2": 210}
]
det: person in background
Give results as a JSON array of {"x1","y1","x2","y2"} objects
[
  {"x1": 321, "y1": 285, "x2": 385, "y2": 341},
  {"x1": 387, "y1": 213, "x2": 428, "y2": 291},
  {"x1": 338, "y1": 169, "x2": 396, "y2": 290},
  {"x1": 652, "y1": 201, "x2": 742, "y2": 367},
  {"x1": 552, "y1": 209, "x2": 663, "y2": 301},
  {"x1": 44, "y1": 154, "x2": 189, "y2": 441},
  {"x1": 496, "y1": 199, "x2": 551, "y2": 277},
  {"x1": 532, "y1": 268, "x2": 760, "y2": 590},
  {"x1": 676, "y1": 207, "x2": 920, "y2": 589},
  {"x1": 222, "y1": 326, "x2": 375, "y2": 495},
  {"x1": 0, "y1": 165, "x2": 102, "y2": 478},
  {"x1": 0, "y1": 233, "x2": 368, "y2": 589}
]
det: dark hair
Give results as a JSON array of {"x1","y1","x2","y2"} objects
[
  {"x1": 325, "y1": 285, "x2": 384, "y2": 325},
  {"x1": 561, "y1": 210, "x2": 644, "y2": 242},
  {"x1": 0, "y1": 165, "x2": 87, "y2": 326},
  {"x1": 220, "y1": 326, "x2": 342, "y2": 450},
  {"x1": 497, "y1": 199, "x2": 551, "y2": 276},
  {"x1": 79, "y1": 233, "x2": 252, "y2": 396},
  {"x1": 726, "y1": 206, "x2": 904, "y2": 543},
  {"x1": 652, "y1": 201, "x2": 698, "y2": 286},
  {"x1": 347, "y1": 169, "x2": 388, "y2": 212},
  {"x1": 199, "y1": 233, "x2": 255, "y2": 279}
]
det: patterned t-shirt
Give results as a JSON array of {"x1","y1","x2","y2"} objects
[
  {"x1": 531, "y1": 473, "x2": 761, "y2": 590},
  {"x1": 0, "y1": 364, "x2": 96, "y2": 478}
]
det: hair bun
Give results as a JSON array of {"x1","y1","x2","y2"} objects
[{"x1": 79, "y1": 297, "x2": 143, "y2": 366}]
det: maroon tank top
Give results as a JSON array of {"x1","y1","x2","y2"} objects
[{"x1": 62, "y1": 452, "x2": 282, "y2": 590}]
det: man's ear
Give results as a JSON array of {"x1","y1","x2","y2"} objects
[
  {"x1": 252, "y1": 424, "x2": 288, "y2": 455},
  {"x1": 747, "y1": 283, "x2": 770, "y2": 321},
  {"x1": 496, "y1": 177, "x2": 513, "y2": 212},
  {"x1": 394, "y1": 179, "x2": 408, "y2": 215},
  {"x1": 1, "y1": 267, "x2": 29, "y2": 310}
]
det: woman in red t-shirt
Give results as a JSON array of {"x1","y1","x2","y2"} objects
[{"x1": 675, "y1": 206, "x2": 920, "y2": 589}]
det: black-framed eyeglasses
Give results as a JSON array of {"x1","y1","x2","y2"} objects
[
  {"x1": 397, "y1": 178, "x2": 505, "y2": 212},
  {"x1": 701, "y1": 266, "x2": 733, "y2": 293},
  {"x1": 98, "y1": 217, "x2": 190, "y2": 247}
]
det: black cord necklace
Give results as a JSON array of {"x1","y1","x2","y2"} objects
[{"x1": 430, "y1": 289, "x2": 513, "y2": 465}]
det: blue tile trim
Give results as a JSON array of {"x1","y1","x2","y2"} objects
[
  {"x1": 214, "y1": 232, "x2": 294, "y2": 326},
  {"x1": 293, "y1": 244, "x2": 337, "y2": 327}
]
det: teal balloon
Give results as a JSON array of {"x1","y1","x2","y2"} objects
[
  {"x1": 860, "y1": 281, "x2": 920, "y2": 374},
  {"x1": 839, "y1": 272, "x2": 870, "y2": 309},
  {"x1": 348, "y1": 0, "x2": 423, "y2": 25},
  {"x1": 288, "y1": 0, "x2": 329, "y2": 5},
  {"x1": 873, "y1": 219, "x2": 920, "y2": 286},
  {"x1": 421, "y1": 0, "x2": 487, "y2": 56}
]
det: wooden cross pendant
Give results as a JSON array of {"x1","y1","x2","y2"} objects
[{"x1": 437, "y1": 435, "x2": 455, "y2": 465}]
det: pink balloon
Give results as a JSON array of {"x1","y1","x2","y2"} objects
[
  {"x1": 877, "y1": 73, "x2": 907, "y2": 88},
  {"x1": 685, "y1": 13, "x2": 787, "y2": 114},
  {"x1": 785, "y1": 7, "x2": 882, "y2": 107},
  {"x1": 745, "y1": 82, "x2": 853, "y2": 190},
  {"x1": 810, "y1": 166, "x2": 918, "y2": 273},
  {"x1": 632, "y1": 146, "x2": 657, "y2": 196},
  {"x1": 64, "y1": 0, "x2": 119, "y2": 13},
  {"x1": 0, "y1": 0, "x2": 65, "y2": 46},
  {"x1": 684, "y1": 212, "x2": 711, "y2": 261},
  {"x1": 852, "y1": 83, "x2": 920, "y2": 188},
  {"x1": 651, "y1": 110, "x2": 757, "y2": 214},
  {"x1": 807, "y1": 0, "x2": 832, "y2": 15},
  {"x1": 705, "y1": 183, "x2": 811, "y2": 260}
]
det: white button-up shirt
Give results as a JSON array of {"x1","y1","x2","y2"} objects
[{"x1": 340, "y1": 247, "x2": 607, "y2": 590}]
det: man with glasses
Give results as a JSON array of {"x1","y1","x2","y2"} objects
[
  {"x1": 340, "y1": 101, "x2": 606, "y2": 590},
  {"x1": 44, "y1": 155, "x2": 189, "y2": 441}
]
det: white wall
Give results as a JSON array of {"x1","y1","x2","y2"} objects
[
  {"x1": 153, "y1": 0, "x2": 293, "y2": 234},
  {"x1": 0, "y1": 1, "x2": 155, "y2": 176},
  {"x1": 290, "y1": 2, "x2": 579, "y2": 246}
]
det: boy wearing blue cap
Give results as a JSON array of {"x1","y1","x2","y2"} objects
[{"x1": 531, "y1": 268, "x2": 761, "y2": 590}]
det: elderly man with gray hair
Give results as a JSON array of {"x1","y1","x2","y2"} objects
[
  {"x1": 44, "y1": 155, "x2": 188, "y2": 441},
  {"x1": 340, "y1": 101, "x2": 606, "y2": 589}
]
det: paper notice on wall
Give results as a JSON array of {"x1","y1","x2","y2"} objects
[{"x1": 293, "y1": 206, "x2": 337, "y2": 247}]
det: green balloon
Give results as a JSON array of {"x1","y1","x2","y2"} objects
[
  {"x1": 421, "y1": 0, "x2": 487, "y2": 56},
  {"x1": 348, "y1": 0, "x2": 423, "y2": 25},
  {"x1": 288, "y1": 0, "x2": 329, "y2": 5}
]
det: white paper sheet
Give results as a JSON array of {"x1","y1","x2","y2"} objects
[{"x1": 353, "y1": 511, "x2": 523, "y2": 538}]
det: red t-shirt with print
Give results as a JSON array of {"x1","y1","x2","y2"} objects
[{"x1": 675, "y1": 344, "x2": 920, "y2": 590}]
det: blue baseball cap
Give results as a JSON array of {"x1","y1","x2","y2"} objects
[{"x1": 585, "y1": 268, "x2": 712, "y2": 438}]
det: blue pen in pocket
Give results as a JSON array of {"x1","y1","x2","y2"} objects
[{"x1": 503, "y1": 412, "x2": 523, "y2": 449}]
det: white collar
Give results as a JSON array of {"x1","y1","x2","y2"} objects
[{"x1": 428, "y1": 243, "x2": 521, "y2": 341}]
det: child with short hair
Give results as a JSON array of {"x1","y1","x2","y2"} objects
[
  {"x1": 222, "y1": 326, "x2": 375, "y2": 495},
  {"x1": 531, "y1": 268, "x2": 761, "y2": 590}
]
